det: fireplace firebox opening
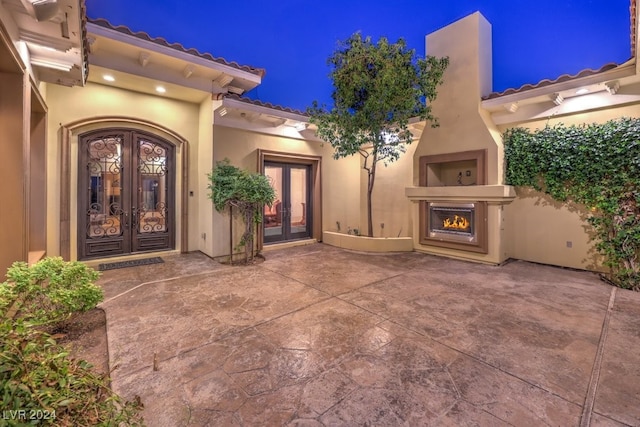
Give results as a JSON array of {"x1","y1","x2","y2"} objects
[
  {"x1": 420, "y1": 201, "x2": 488, "y2": 253},
  {"x1": 429, "y1": 203, "x2": 476, "y2": 242}
]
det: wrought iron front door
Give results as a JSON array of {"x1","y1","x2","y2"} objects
[{"x1": 78, "y1": 130, "x2": 175, "y2": 259}]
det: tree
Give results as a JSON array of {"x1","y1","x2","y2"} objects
[
  {"x1": 308, "y1": 33, "x2": 448, "y2": 237},
  {"x1": 208, "y1": 159, "x2": 276, "y2": 263}
]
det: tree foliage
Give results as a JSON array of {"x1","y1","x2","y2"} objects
[
  {"x1": 208, "y1": 159, "x2": 276, "y2": 263},
  {"x1": 504, "y1": 117, "x2": 640, "y2": 290},
  {"x1": 308, "y1": 33, "x2": 448, "y2": 236}
]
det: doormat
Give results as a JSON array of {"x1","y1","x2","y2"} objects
[{"x1": 98, "y1": 257, "x2": 164, "y2": 271}]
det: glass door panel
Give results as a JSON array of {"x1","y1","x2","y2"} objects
[
  {"x1": 289, "y1": 166, "x2": 309, "y2": 239},
  {"x1": 85, "y1": 135, "x2": 126, "y2": 245},
  {"x1": 136, "y1": 139, "x2": 168, "y2": 235},
  {"x1": 264, "y1": 162, "x2": 310, "y2": 244},
  {"x1": 131, "y1": 134, "x2": 174, "y2": 253},
  {"x1": 264, "y1": 165, "x2": 284, "y2": 241}
]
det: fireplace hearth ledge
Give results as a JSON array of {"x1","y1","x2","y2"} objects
[{"x1": 405, "y1": 185, "x2": 516, "y2": 203}]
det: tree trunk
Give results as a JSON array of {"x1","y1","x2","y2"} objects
[
  {"x1": 229, "y1": 205, "x2": 233, "y2": 264},
  {"x1": 366, "y1": 156, "x2": 377, "y2": 237},
  {"x1": 244, "y1": 207, "x2": 253, "y2": 263}
]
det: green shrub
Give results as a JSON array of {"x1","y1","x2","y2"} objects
[
  {"x1": 1, "y1": 258, "x2": 145, "y2": 425},
  {"x1": 1, "y1": 320, "x2": 144, "y2": 426},
  {"x1": 1, "y1": 257, "x2": 103, "y2": 327}
]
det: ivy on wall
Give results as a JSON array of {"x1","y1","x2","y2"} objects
[{"x1": 504, "y1": 117, "x2": 640, "y2": 291}]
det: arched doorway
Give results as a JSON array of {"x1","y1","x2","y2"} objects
[{"x1": 77, "y1": 129, "x2": 176, "y2": 259}]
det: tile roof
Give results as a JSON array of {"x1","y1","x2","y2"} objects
[
  {"x1": 482, "y1": 62, "x2": 621, "y2": 100},
  {"x1": 223, "y1": 94, "x2": 309, "y2": 117},
  {"x1": 632, "y1": 0, "x2": 637, "y2": 57},
  {"x1": 87, "y1": 18, "x2": 266, "y2": 78},
  {"x1": 80, "y1": 0, "x2": 89, "y2": 84},
  {"x1": 484, "y1": 0, "x2": 637, "y2": 101}
]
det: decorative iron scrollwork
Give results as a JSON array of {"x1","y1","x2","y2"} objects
[{"x1": 86, "y1": 135, "x2": 124, "y2": 239}]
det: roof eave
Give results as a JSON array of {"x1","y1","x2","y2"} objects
[
  {"x1": 481, "y1": 61, "x2": 636, "y2": 109},
  {"x1": 86, "y1": 21, "x2": 262, "y2": 86}
]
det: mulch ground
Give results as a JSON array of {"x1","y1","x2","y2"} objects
[{"x1": 56, "y1": 308, "x2": 109, "y2": 375}]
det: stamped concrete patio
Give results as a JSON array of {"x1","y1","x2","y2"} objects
[{"x1": 97, "y1": 243, "x2": 640, "y2": 426}]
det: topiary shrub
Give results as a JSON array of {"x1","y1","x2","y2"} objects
[
  {"x1": 208, "y1": 159, "x2": 276, "y2": 264},
  {"x1": 504, "y1": 117, "x2": 640, "y2": 290}
]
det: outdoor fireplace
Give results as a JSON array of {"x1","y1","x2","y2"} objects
[{"x1": 413, "y1": 150, "x2": 490, "y2": 254}]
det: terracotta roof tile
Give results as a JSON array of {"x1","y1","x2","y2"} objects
[
  {"x1": 87, "y1": 18, "x2": 266, "y2": 77},
  {"x1": 632, "y1": 0, "x2": 637, "y2": 57},
  {"x1": 80, "y1": 0, "x2": 89, "y2": 84},
  {"x1": 224, "y1": 94, "x2": 309, "y2": 117},
  {"x1": 482, "y1": 62, "x2": 622, "y2": 100}
]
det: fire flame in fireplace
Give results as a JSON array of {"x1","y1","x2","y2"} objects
[{"x1": 443, "y1": 215, "x2": 470, "y2": 230}]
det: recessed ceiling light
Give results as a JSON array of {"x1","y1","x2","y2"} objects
[
  {"x1": 103, "y1": 74, "x2": 115, "y2": 82},
  {"x1": 576, "y1": 88, "x2": 589, "y2": 95},
  {"x1": 155, "y1": 86, "x2": 166, "y2": 94}
]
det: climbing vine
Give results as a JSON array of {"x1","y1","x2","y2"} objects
[{"x1": 504, "y1": 117, "x2": 640, "y2": 291}]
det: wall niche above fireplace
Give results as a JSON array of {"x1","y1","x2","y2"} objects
[{"x1": 419, "y1": 149, "x2": 486, "y2": 187}]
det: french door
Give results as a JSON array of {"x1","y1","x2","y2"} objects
[
  {"x1": 78, "y1": 130, "x2": 175, "y2": 259},
  {"x1": 264, "y1": 162, "x2": 311, "y2": 243}
]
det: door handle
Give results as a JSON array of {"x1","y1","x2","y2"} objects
[{"x1": 132, "y1": 207, "x2": 139, "y2": 229}]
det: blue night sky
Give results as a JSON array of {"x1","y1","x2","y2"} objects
[{"x1": 85, "y1": 0, "x2": 631, "y2": 112}]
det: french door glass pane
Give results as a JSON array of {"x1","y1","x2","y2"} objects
[
  {"x1": 87, "y1": 136, "x2": 123, "y2": 238},
  {"x1": 290, "y1": 167, "x2": 307, "y2": 234},
  {"x1": 264, "y1": 165, "x2": 283, "y2": 237},
  {"x1": 137, "y1": 139, "x2": 167, "y2": 234}
]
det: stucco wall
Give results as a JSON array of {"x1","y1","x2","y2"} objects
[
  {"x1": 209, "y1": 125, "x2": 360, "y2": 258},
  {"x1": 197, "y1": 99, "x2": 215, "y2": 255},
  {"x1": 362, "y1": 141, "x2": 417, "y2": 238},
  {"x1": 0, "y1": 72, "x2": 27, "y2": 278},
  {"x1": 44, "y1": 82, "x2": 203, "y2": 259},
  {"x1": 500, "y1": 103, "x2": 640, "y2": 271}
]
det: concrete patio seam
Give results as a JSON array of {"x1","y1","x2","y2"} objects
[
  {"x1": 332, "y1": 271, "x2": 410, "y2": 298},
  {"x1": 98, "y1": 268, "x2": 233, "y2": 305},
  {"x1": 257, "y1": 263, "x2": 334, "y2": 295},
  {"x1": 579, "y1": 286, "x2": 617, "y2": 427}
]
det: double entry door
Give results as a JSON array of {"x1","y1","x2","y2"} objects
[
  {"x1": 78, "y1": 130, "x2": 175, "y2": 259},
  {"x1": 264, "y1": 162, "x2": 311, "y2": 244}
]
